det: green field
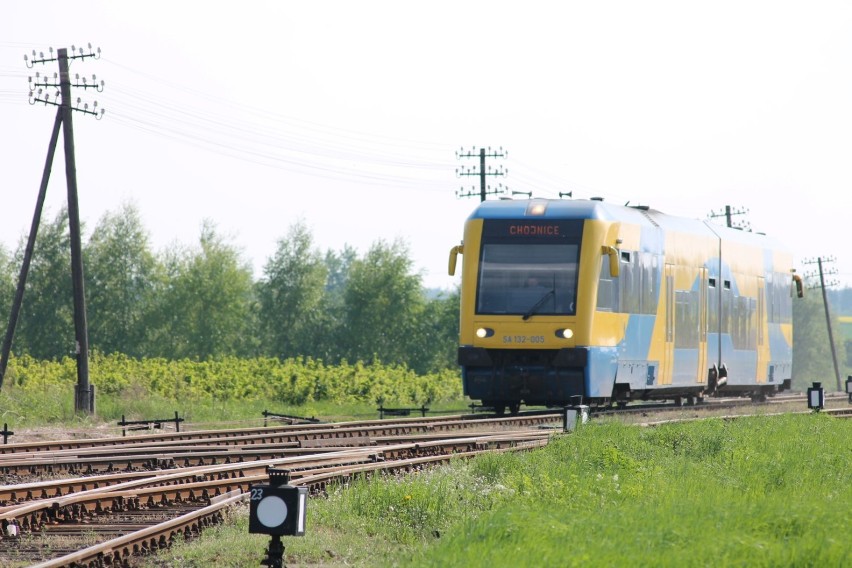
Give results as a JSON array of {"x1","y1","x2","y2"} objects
[
  {"x1": 146, "y1": 413, "x2": 851, "y2": 567},
  {"x1": 840, "y1": 316, "x2": 852, "y2": 341}
]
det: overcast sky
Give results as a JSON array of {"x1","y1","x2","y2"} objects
[{"x1": 2, "y1": 1, "x2": 851, "y2": 290}]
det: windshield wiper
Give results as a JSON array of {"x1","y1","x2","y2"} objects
[{"x1": 522, "y1": 289, "x2": 554, "y2": 321}]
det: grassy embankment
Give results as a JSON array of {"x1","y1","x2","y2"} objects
[{"x1": 146, "y1": 413, "x2": 851, "y2": 567}]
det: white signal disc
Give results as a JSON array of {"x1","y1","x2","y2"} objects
[{"x1": 257, "y1": 495, "x2": 288, "y2": 527}]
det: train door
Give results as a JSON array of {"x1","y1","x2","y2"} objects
[
  {"x1": 697, "y1": 267, "x2": 707, "y2": 384},
  {"x1": 662, "y1": 264, "x2": 675, "y2": 384}
]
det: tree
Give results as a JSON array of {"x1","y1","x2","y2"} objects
[
  {"x1": 793, "y1": 289, "x2": 848, "y2": 390},
  {"x1": 409, "y1": 287, "x2": 460, "y2": 374},
  {"x1": 324, "y1": 244, "x2": 358, "y2": 300},
  {"x1": 257, "y1": 221, "x2": 328, "y2": 359},
  {"x1": 0, "y1": 245, "x2": 17, "y2": 331},
  {"x1": 147, "y1": 220, "x2": 255, "y2": 359},
  {"x1": 84, "y1": 203, "x2": 159, "y2": 357},
  {"x1": 341, "y1": 239, "x2": 425, "y2": 366},
  {"x1": 14, "y1": 208, "x2": 75, "y2": 359}
]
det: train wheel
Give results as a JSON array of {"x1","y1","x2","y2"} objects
[
  {"x1": 508, "y1": 402, "x2": 521, "y2": 415},
  {"x1": 493, "y1": 404, "x2": 506, "y2": 416}
]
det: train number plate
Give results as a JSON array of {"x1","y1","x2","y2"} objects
[{"x1": 502, "y1": 335, "x2": 545, "y2": 344}]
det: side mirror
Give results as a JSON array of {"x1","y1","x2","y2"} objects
[
  {"x1": 601, "y1": 245, "x2": 620, "y2": 278},
  {"x1": 792, "y1": 274, "x2": 804, "y2": 298},
  {"x1": 448, "y1": 244, "x2": 463, "y2": 276}
]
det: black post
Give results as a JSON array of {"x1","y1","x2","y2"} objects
[
  {"x1": 816, "y1": 258, "x2": 842, "y2": 391},
  {"x1": 2, "y1": 423, "x2": 14, "y2": 444},
  {"x1": 58, "y1": 48, "x2": 93, "y2": 414},
  {"x1": 479, "y1": 147, "x2": 486, "y2": 202},
  {"x1": 0, "y1": 110, "x2": 63, "y2": 389},
  {"x1": 263, "y1": 535, "x2": 285, "y2": 568}
]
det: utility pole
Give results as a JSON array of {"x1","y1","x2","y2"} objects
[
  {"x1": 709, "y1": 205, "x2": 750, "y2": 230},
  {"x1": 804, "y1": 256, "x2": 842, "y2": 391},
  {"x1": 455, "y1": 147, "x2": 508, "y2": 201},
  {"x1": 7, "y1": 45, "x2": 105, "y2": 414},
  {"x1": 0, "y1": 112, "x2": 62, "y2": 391}
]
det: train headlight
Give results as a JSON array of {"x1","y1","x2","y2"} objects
[
  {"x1": 476, "y1": 327, "x2": 495, "y2": 338},
  {"x1": 555, "y1": 328, "x2": 574, "y2": 339}
]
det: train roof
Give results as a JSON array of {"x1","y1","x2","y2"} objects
[{"x1": 467, "y1": 198, "x2": 789, "y2": 250}]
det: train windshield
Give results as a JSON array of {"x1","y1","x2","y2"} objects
[{"x1": 476, "y1": 243, "x2": 580, "y2": 316}]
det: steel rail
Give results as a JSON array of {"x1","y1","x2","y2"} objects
[
  {"x1": 0, "y1": 415, "x2": 564, "y2": 478},
  {"x1": 0, "y1": 412, "x2": 559, "y2": 457},
  {"x1": 0, "y1": 432, "x2": 550, "y2": 535},
  {"x1": 24, "y1": 433, "x2": 552, "y2": 567}
]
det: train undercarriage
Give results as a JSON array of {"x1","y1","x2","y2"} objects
[{"x1": 462, "y1": 348, "x2": 792, "y2": 415}]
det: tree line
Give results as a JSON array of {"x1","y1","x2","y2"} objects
[{"x1": 0, "y1": 204, "x2": 459, "y2": 375}]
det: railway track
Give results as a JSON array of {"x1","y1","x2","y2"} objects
[
  {"x1": 1, "y1": 395, "x2": 847, "y2": 567},
  {"x1": 0, "y1": 415, "x2": 558, "y2": 567}
]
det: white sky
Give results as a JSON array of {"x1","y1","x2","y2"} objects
[{"x1": 2, "y1": 1, "x2": 851, "y2": 290}]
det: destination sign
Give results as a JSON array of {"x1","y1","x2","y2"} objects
[
  {"x1": 483, "y1": 219, "x2": 583, "y2": 240},
  {"x1": 509, "y1": 224, "x2": 560, "y2": 236}
]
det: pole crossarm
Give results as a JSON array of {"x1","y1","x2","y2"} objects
[{"x1": 455, "y1": 146, "x2": 509, "y2": 202}]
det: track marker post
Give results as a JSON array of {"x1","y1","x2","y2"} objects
[
  {"x1": 563, "y1": 395, "x2": 589, "y2": 432},
  {"x1": 807, "y1": 382, "x2": 825, "y2": 412},
  {"x1": 249, "y1": 468, "x2": 308, "y2": 568}
]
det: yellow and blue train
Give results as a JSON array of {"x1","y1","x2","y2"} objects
[{"x1": 448, "y1": 198, "x2": 803, "y2": 414}]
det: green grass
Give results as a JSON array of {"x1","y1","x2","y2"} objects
[
  {"x1": 839, "y1": 318, "x2": 852, "y2": 341},
  {"x1": 141, "y1": 413, "x2": 852, "y2": 567}
]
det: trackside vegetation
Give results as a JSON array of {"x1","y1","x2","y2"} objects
[
  {"x1": 0, "y1": 354, "x2": 463, "y2": 427},
  {"x1": 146, "y1": 414, "x2": 851, "y2": 568}
]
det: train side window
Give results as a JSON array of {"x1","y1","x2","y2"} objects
[
  {"x1": 641, "y1": 252, "x2": 661, "y2": 315},
  {"x1": 620, "y1": 251, "x2": 639, "y2": 313},
  {"x1": 721, "y1": 284, "x2": 732, "y2": 336},
  {"x1": 675, "y1": 290, "x2": 699, "y2": 348},
  {"x1": 597, "y1": 256, "x2": 619, "y2": 312},
  {"x1": 708, "y1": 277, "x2": 718, "y2": 331}
]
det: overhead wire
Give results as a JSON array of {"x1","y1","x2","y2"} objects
[{"x1": 1, "y1": 44, "x2": 599, "y2": 200}]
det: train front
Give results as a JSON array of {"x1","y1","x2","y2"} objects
[{"x1": 450, "y1": 199, "x2": 610, "y2": 414}]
